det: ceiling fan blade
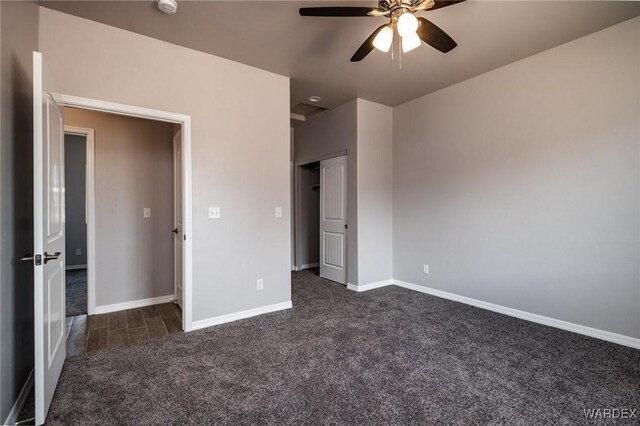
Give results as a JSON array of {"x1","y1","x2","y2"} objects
[
  {"x1": 299, "y1": 7, "x2": 375, "y2": 17},
  {"x1": 417, "y1": 17, "x2": 457, "y2": 53},
  {"x1": 428, "y1": 1, "x2": 466, "y2": 11},
  {"x1": 350, "y1": 24, "x2": 387, "y2": 62}
]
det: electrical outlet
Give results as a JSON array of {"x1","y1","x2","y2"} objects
[
  {"x1": 75, "y1": 249, "x2": 82, "y2": 256},
  {"x1": 275, "y1": 207, "x2": 282, "y2": 218},
  {"x1": 256, "y1": 279, "x2": 264, "y2": 291},
  {"x1": 208, "y1": 207, "x2": 221, "y2": 219},
  {"x1": 143, "y1": 208, "x2": 151, "y2": 218},
  {"x1": 423, "y1": 264, "x2": 429, "y2": 274}
]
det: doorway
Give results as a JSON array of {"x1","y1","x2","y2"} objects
[
  {"x1": 297, "y1": 162, "x2": 320, "y2": 271},
  {"x1": 60, "y1": 95, "x2": 193, "y2": 333},
  {"x1": 62, "y1": 108, "x2": 186, "y2": 355},
  {"x1": 62, "y1": 128, "x2": 93, "y2": 323},
  {"x1": 295, "y1": 154, "x2": 348, "y2": 285}
]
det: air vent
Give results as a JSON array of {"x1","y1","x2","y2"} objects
[
  {"x1": 292, "y1": 102, "x2": 328, "y2": 119},
  {"x1": 291, "y1": 102, "x2": 328, "y2": 127}
]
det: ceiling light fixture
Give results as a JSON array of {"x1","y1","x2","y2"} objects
[
  {"x1": 157, "y1": 0, "x2": 178, "y2": 15},
  {"x1": 397, "y1": 12, "x2": 419, "y2": 38},
  {"x1": 308, "y1": 96, "x2": 322, "y2": 103},
  {"x1": 401, "y1": 32, "x2": 422, "y2": 53},
  {"x1": 372, "y1": 25, "x2": 394, "y2": 53},
  {"x1": 372, "y1": 8, "x2": 423, "y2": 56}
]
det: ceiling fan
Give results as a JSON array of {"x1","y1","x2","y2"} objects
[{"x1": 300, "y1": 0, "x2": 465, "y2": 62}]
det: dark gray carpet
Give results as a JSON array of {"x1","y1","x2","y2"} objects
[
  {"x1": 46, "y1": 270, "x2": 639, "y2": 425},
  {"x1": 66, "y1": 269, "x2": 87, "y2": 317}
]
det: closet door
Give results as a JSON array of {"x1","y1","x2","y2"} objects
[{"x1": 319, "y1": 155, "x2": 347, "y2": 284}]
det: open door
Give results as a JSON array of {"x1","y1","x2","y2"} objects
[
  {"x1": 173, "y1": 130, "x2": 183, "y2": 309},
  {"x1": 32, "y1": 51, "x2": 65, "y2": 425},
  {"x1": 319, "y1": 155, "x2": 347, "y2": 284}
]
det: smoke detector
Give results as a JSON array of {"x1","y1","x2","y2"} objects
[{"x1": 157, "y1": 0, "x2": 178, "y2": 15}]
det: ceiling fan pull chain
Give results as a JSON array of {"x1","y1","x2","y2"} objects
[{"x1": 391, "y1": 32, "x2": 395, "y2": 61}]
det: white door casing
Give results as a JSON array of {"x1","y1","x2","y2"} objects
[
  {"x1": 320, "y1": 155, "x2": 347, "y2": 284},
  {"x1": 33, "y1": 51, "x2": 66, "y2": 426},
  {"x1": 58, "y1": 95, "x2": 193, "y2": 331},
  {"x1": 173, "y1": 130, "x2": 183, "y2": 309}
]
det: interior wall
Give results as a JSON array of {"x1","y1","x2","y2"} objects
[
  {"x1": 64, "y1": 108, "x2": 175, "y2": 307},
  {"x1": 64, "y1": 134, "x2": 87, "y2": 268},
  {"x1": 40, "y1": 7, "x2": 291, "y2": 321},
  {"x1": 356, "y1": 99, "x2": 393, "y2": 285},
  {"x1": 0, "y1": 0, "x2": 38, "y2": 422},
  {"x1": 393, "y1": 17, "x2": 640, "y2": 339},
  {"x1": 298, "y1": 164, "x2": 319, "y2": 268},
  {"x1": 294, "y1": 100, "x2": 358, "y2": 284}
]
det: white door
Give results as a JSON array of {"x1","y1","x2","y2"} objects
[
  {"x1": 32, "y1": 51, "x2": 66, "y2": 426},
  {"x1": 319, "y1": 155, "x2": 347, "y2": 284},
  {"x1": 173, "y1": 130, "x2": 183, "y2": 309}
]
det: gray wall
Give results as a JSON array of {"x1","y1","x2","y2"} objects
[
  {"x1": 298, "y1": 164, "x2": 319, "y2": 267},
  {"x1": 393, "y1": 17, "x2": 640, "y2": 338},
  {"x1": 64, "y1": 108, "x2": 175, "y2": 307},
  {"x1": 40, "y1": 7, "x2": 291, "y2": 321},
  {"x1": 0, "y1": 1, "x2": 38, "y2": 421},
  {"x1": 64, "y1": 134, "x2": 87, "y2": 267},
  {"x1": 294, "y1": 100, "x2": 358, "y2": 284},
  {"x1": 356, "y1": 99, "x2": 393, "y2": 285}
]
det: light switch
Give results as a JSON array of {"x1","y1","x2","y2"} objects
[
  {"x1": 275, "y1": 207, "x2": 282, "y2": 218},
  {"x1": 209, "y1": 207, "x2": 221, "y2": 219},
  {"x1": 143, "y1": 208, "x2": 151, "y2": 218}
]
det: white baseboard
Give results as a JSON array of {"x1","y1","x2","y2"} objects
[
  {"x1": 65, "y1": 264, "x2": 87, "y2": 271},
  {"x1": 191, "y1": 301, "x2": 293, "y2": 331},
  {"x1": 393, "y1": 279, "x2": 640, "y2": 350},
  {"x1": 4, "y1": 368, "x2": 34, "y2": 426},
  {"x1": 347, "y1": 279, "x2": 394, "y2": 292},
  {"x1": 94, "y1": 294, "x2": 174, "y2": 315},
  {"x1": 300, "y1": 263, "x2": 319, "y2": 270}
]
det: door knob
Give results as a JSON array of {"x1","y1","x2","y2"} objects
[
  {"x1": 172, "y1": 228, "x2": 179, "y2": 234},
  {"x1": 43, "y1": 251, "x2": 61, "y2": 264}
]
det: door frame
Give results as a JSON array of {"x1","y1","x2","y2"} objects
[
  {"x1": 172, "y1": 130, "x2": 183, "y2": 307},
  {"x1": 294, "y1": 150, "x2": 347, "y2": 273},
  {"x1": 60, "y1": 94, "x2": 194, "y2": 332},
  {"x1": 63, "y1": 126, "x2": 96, "y2": 315}
]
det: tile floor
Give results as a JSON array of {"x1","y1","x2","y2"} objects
[{"x1": 66, "y1": 302, "x2": 183, "y2": 356}]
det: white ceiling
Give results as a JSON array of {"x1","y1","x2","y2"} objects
[{"x1": 41, "y1": 1, "x2": 640, "y2": 110}]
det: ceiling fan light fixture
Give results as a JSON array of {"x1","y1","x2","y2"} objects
[
  {"x1": 397, "y1": 12, "x2": 419, "y2": 38},
  {"x1": 299, "y1": 1, "x2": 463, "y2": 62},
  {"x1": 373, "y1": 25, "x2": 394, "y2": 52},
  {"x1": 402, "y1": 32, "x2": 421, "y2": 53}
]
